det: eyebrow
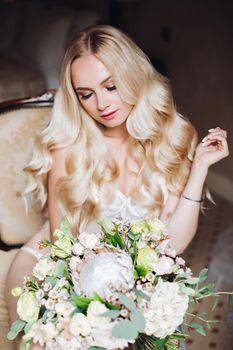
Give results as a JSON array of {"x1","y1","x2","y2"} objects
[{"x1": 75, "y1": 76, "x2": 112, "y2": 91}]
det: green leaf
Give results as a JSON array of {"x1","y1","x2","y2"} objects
[
  {"x1": 130, "y1": 309, "x2": 145, "y2": 332},
  {"x1": 7, "y1": 319, "x2": 26, "y2": 340},
  {"x1": 93, "y1": 292, "x2": 105, "y2": 303},
  {"x1": 102, "y1": 310, "x2": 121, "y2": 318},
  {"x1": 212, "y1": 297, "x2": 218, "y2": 311},
  {"x1": 189, "y1": 322, "x2": 206, "y2": 336},
  {"x1": 88, "y1": 347, "x2": 107, "y2": 350},
  {"x1": 118, "y1": 293, "x2": 136, "y2": 311},
  {"x1": 71, "y1": 296, "x2": 92, "y2": 310},
  {"x1": 105, "y1": 233, "x2": 117, "y2": 247},
  {"x1": 105, "y1": 302, "x2": 120, "y2": 310},
  {"x1": 112, "y1": 319, "x2": 138, "y2": 340},
  {"x1": 153, "y1": 337, "x2": 169, "y2": 350},
  {"x1": 114, "y1": 231, "x2": 127, "y2": 250},
  {"x1": 198, "y1": 268, "x2": 208, "y2": 284},
  {"x1": 135, "y1": 265, "x2": 150, "y2": 277}
]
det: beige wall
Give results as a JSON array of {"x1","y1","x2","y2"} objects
[{"x1": 123, "y1": 0, "x2": 233, "y2": 185}]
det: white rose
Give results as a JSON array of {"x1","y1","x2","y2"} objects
[
  {"x1": 55, "y1": 301, "x2": 76, "y2": 317},
  {"x1": 92, "y1": 323, "x2": 133, "y2": 350},
  {"x1": 87, "y1": 301, "x2": 110, "y2": 328},
  {"x1": 69, "y1": 313, "x2": 91, "y2": 336},
  {"x1": 152, "y1": 256, "x2": 175, "y2": 275},
  {"x1": 72, "y1": 243, "x2": 85, "y2": 256},
  {"x1": 79, "y1": 232, "x2": 99, "y2": 250}
]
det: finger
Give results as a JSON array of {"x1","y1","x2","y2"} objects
[
  {"x1": 202, "y1": 132, "x2": 227, "y2": 143},
  {"x1": 208, "y1": 128, "x2": 227, "y2": 137},
  {"x1": 201, "y1": 135, "x2": 228, "y2": 147}
]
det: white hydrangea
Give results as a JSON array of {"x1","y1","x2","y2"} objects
[
  {"x1": 33, "y1": 258, "x2": 56, "y2": 281},
  {"x1": 72, "y1": 242, "x2": 85, "y2": 256},
  {"x1": 143, "y1": 279, "x2": 189, "y2": 338},
  {"x1": 55, "y1": 301, "x2": 76, "y2": 317}
]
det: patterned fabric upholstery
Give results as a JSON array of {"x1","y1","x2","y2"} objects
[{"x1": 0, "y1": 95, "x2": 53, "y2": 349}]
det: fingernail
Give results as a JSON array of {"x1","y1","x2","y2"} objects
[
  {"x1": 202, "y1": 137, "x2": 208, "y2": 142},
  {"x1": 208, "y1": 128, "x2": 216, "y2": 132}
]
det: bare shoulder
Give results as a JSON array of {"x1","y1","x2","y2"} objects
[{"x1": 49, "y1": 147, "x2": 70, "y2": 180}]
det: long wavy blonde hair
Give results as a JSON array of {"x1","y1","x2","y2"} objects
[{"x1": 24, "y1": 25, "x2": 197, "y2": 231}]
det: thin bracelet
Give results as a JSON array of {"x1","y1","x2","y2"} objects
[{"x1": 181, "y1": 195, "x2": 204, "y2": 203}]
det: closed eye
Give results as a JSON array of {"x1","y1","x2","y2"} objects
[
  {"x1": 80, "y1": 92, "x2": 93, "y2": 100},
  {"x1": 106, "y1": 85, "x2": 116, "y2": 91}
]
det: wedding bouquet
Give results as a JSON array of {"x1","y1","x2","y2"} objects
[{"x1": 7, "y1": 217, "x2": 233, "y2": 350}]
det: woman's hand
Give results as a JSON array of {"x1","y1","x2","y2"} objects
[{"x1": 193, "y1": 127, "x2": 229, "y2": 169}]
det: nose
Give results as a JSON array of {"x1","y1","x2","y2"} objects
[{"x1": 96, "y1": 91, "x2": 109, "y2": 111}]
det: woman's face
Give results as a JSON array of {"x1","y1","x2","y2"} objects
[{"x1": 71, "y1": 54, "x2": 133, "y2": 130}]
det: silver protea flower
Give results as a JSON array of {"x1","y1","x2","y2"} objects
[{"x1": 79, "y1": 252, "x2": 134, "y2": 298}]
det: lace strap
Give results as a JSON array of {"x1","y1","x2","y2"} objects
[{"x1": 21, "y1": 246, "x2": 43, "y2": 260}]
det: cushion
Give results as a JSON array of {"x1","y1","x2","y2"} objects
[{"x1": 0, "y1": 107, "x2": 51, "y2": 245}]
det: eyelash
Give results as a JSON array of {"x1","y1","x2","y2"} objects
[{"x1": 80, "y1": 85, "x2": 116, "y2": 100}]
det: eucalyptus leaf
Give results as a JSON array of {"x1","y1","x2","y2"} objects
[
  {"x1": 55, "y1": 260, "x2": 68, "y2": 278},
  {"x1": 112, "y1": 319, "x2": 138, "y2": 340},
  {"x1": 44, "y1": 276, "x2": 57, "y2": 288},
  {"x1": 198, "y1": 268, "x2": 208, "y2": 284},
  {"x1": 102, "y1": 310, "x2": 121, "y2": 318},
  {"x1": 88, "y1": 347, "x2": 107, "y2": 350},
  {"x1": 186, "y1": 277, "x2": 200, "y2": 285},
  {"x1": 7, "y1": 319, "x2": 26, "y2": 340},
  {"x1": 180, "y1": 285, "x2": 196, "y2": 296},
  {"x1": 24, "y1": 322, "x2": 34, "y2": 333},
  {"x1": 118, "y1": 293, "x2": 136, "y2": 311},
  {"x1": 130, "y1": 309, "x2": 145, "y2": 332}
]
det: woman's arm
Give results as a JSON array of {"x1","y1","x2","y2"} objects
[
  {"x1": 47, "y1": 147, "x2": 68, "y2": 237},
  {"x1": 160, "y1": 127, "x2": 229, "y2": 254}
]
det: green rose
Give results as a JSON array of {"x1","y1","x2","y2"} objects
[
  {"x1": 51, "y1": 236, "x2": 72, "y2": 259},
  {"x1": 137, "y1": 246, "x2": 158, "y2": 270},
  {"x1": 147, "y1": 219, "x2": 165, "y2": 237},
  {"x1": 11, "y1": 287, "x2": 23, "y2": 297},
  {"x1": 17, "y1": 292, "x2": 40, "y2": 323},
  {"x1": 131, "y1": 221, "x2": 149, "y2": 235}
]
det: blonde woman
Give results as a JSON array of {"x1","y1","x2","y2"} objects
[{"x1": 6, "y1": 25, "x2": 229, "y2": 349}]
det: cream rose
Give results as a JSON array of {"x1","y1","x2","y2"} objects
[{"x1": 87, "y1": 301, "x2": 110, "y2": 328}]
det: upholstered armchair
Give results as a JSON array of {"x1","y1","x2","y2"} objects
[{"x1": 0, "y1": 92, "x2": 54, "y2": 350}]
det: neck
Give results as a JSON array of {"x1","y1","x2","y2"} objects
[{"x1": 101, "y1": 123, "x2": 129, "y2": 141}]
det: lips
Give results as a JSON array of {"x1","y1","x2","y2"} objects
[{"x1": 100, "y1": 110, "x2": 117, "y2": 120}]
